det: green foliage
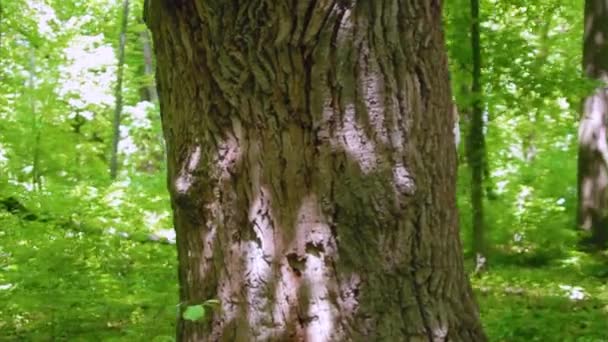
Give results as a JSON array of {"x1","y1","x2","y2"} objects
[
  {"x1": 447, "y1": 0, "x2": 584, "y2": 261},
  {"x1": 182, "y1": 305, "x2": 206, "y2": 322},
  {"x1": 0, "y1": 209, "x2": 177, "y2": 339},
  {"x1": 0, "y1": 0, "x2": 606, "y2": 340},
  {"x1": 182, "y1": 300, "x2": 219, "y2": 322},
  {"x1": 446, "y1": 0, "x2": 608, "y2": 339},
  {"x1": 472, "y1": 254, "x2": 608, "y2": 341},
  {"x1": 0, "y1": 0, "x2": 175, "y2": 339}
]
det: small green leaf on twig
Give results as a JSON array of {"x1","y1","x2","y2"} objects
[{"x1": 182, "y1": 304, "x2": 206, "y2": 321}]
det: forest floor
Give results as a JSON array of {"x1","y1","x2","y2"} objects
[
  {"x1": 472, "y1": 251, "x2": 608, "y2": 341},
  {"x1": 1, "y1": 213, "x2": 607, "y2": 341}
]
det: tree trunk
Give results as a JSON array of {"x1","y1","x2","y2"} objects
[
  {"x1": 28, "y1": 47, "x2": 41, "y2": 191},
  {"x1": 578, "y1": 0, "x2": 608, "y2": 246},
  {"x1": 146, "y1": 1, "x2": 485, "y2": 341},
  {"x1": 467, "y1": 0, "x2": 486, "y2": 269},
  {"x1": 140, "y1": 27, "x2": 158, "y2": 103},
  {"x1": 109, "y1": 0, "x2": 129, "y2": 180}
]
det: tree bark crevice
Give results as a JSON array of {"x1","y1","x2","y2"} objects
[{"x1": 146, "y1": 0, "x2": 486, "y2": 340}]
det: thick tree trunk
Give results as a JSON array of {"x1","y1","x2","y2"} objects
[
  {"x1": 146, "y1": 1, "x2": 485, "y2": 340},
  {"x1": 578, "y1": 0, "x2": 608, "y2": 246}
]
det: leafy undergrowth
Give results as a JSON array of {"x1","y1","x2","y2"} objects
[
  {"x1": 472, "y1": 252, "x2": 608, "y2": 341},
  {"x1": 0, "y1": 213, "x2": 178, "y2": 341},
  {"x1": 3, "y1": 210, "x2": 608, "y2": 341}
]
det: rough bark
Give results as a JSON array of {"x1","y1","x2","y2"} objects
[
  {"x1": 146, "y1": 0, "x2": 485, "y2": 340},
  {"x1": 110, "y1": 0, "x2": 129, "y2": 180},
  {"x1": 467, "y1": 0, "x2": 486, "y2": 269},
  {"x1": 578, "y1": 0, "x2": 608, "y2": 246}
]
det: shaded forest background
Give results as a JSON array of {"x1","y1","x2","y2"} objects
[{"x1": 1, "y1": 0, "x2": 607, "y2": 340}]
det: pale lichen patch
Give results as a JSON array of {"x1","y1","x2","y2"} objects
[
  {"x1": 336, "y1": 104, "x2": 378, "y2": 173},
  {"x1": 175, "y1": 145, "x2": 201, "y2": 193}
]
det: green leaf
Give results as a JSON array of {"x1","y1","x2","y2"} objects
[{"x1": 182, "y1": 304, "x2": 206, "y2": 321}]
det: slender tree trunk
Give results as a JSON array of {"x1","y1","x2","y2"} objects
[
  {"x1": 468, "y1": 0, "x2": 486, "y2": 269},
  {"x1": 578, "y1": 0, "x2": 608, "y2": 246},
  {"x1": 110, "y1": 0, "x2": 129, "y2": 180},
  {"x1": 29, "y1": 47, "x2": 41, "y2": 190},
  {"x1": 136, "y1": 26, "x2": 164, "y2": 174},
  {"x1": 141, "y1": 27, "x2": 158, "y2": 103},
  {"x1": 146, "y1": 1, "x2": 486, "y2": 340}
]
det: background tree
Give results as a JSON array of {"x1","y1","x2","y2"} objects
[
  {"x1": 139, "y1": 27, "x2": 158, "y2": 103},
  {"x1": 0, "y1": 1, "x2": 176, "y2": 338},
  {"x1": 110, "y1": 0, "x2": 130, "y2": 179},
  {"x1": 577, "y1": 0, "x2": 608, "y2": 246},
  {"x1": 468, "y1": 0, "x2": 487, "y2": 271},
  {"x1": 146, "y1": 0, "x2": 485, "y2": 340},
  {"x1": 445, "y1": 0, "x2": 586, "y2": 260}
]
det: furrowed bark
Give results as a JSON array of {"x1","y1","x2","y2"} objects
[{"x1": 146, "y1": 0, "x2": 486, "y2": 340}]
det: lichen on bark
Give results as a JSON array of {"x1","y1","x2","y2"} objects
[{"x1": 146, "y1": 0, "x2": 486, "y2": 340}]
